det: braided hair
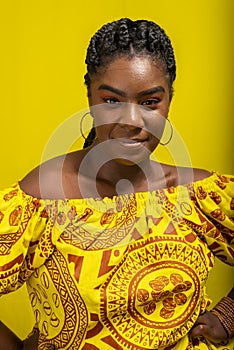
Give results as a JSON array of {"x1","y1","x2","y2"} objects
[{"x1": 83, "y1": 18, "x2": 176, "y2": 148}]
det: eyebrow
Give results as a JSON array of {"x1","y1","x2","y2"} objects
[{"x1": 98, "y1": 84, "x2": 165, "y2": 98}]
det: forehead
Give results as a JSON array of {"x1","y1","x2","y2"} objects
[{"x1": 92, "y1": 56, "x2": 169, "y2": 89}]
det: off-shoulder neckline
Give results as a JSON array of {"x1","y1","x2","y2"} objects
[{"x1": 11, "y1": 171, "x2": 225, "y2": 203}]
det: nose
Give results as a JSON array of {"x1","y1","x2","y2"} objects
[{"x1": 119, "y1": 103, "x2": 145, "y2": 129}]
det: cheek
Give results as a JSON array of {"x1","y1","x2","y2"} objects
[
  {"x1": 95, "y1": 124, "x2": 113, "y2": 140},
  {"x1": 145, "y1": 114, "x2": 166, "y2": 140},
  {"x1": 93, "y1": 105, "x2": 167, "y2": 141},
  {"x1": 91, "y1": 105, "x2": 120, "y2": 126}
]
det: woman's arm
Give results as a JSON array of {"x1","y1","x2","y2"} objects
[
  {"x1": 0, "y1": 322, "x2": 38, "y2": 350},
  {"x1": 191, "y1": 287, "x2": 234, "y2": 344},
  {"x1": 22, "y1": 328, "x2": 39, "y2": 350},
  {"x1": 0, "y1": 321, "x2": 23, "y2": 350}
]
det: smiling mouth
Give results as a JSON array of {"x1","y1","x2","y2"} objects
[{"x1": 113, "y1": 138, "x2": 148, "y2": 147}]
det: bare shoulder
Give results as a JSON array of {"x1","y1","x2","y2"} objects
[
  {"x1": 20, "y1": 156, "x2": 66, "y2": 199},
  {"x1": 20, "y1": 165, "x2": 41, "y2": 198},
  {"x1": 160, "y1": 163, "x2": 212, "y2": 187},
  {"x1": 20, "y1": 150, "x2": 84, "y2": 199},
  {"x1": 190, "y1": 167, "x2": 212, "y2": 182}
]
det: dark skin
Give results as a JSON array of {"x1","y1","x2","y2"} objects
[
  {"x1": 0, "y1": 321, "x2": 22, "y2": 350},
  {"x1": 20, "y1": 57, "x2": 211, "y2": 199},
  {"x1": 1, "y1": 56, "x2": 233, "y2": 347},
  {"x1": 191, "y1": 287, "x2": 234, "y2": 343},
  {"x1": 0, "y1": 321, "x2": 38, "y2": 350}
]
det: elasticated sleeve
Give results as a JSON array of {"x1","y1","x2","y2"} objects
[
  {"x1": 192, "y1": 173, "x2": 234, "y2": 265},
  {"x1": 0, "y1": 184, "x2": 61, "y2": 294}
]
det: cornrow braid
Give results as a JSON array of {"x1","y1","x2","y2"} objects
[
  {"x1": 83, "y1": 126, "x2": 96, "y2": 149},
  {"x1": 83, "y1": 18, "x2": 176, "y2": 149}
]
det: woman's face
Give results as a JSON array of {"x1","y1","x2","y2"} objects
[{"x1": 88, "y1": 56, "x2": 171, "y2": 165}]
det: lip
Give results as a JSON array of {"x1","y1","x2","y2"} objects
[{"x1": 112, "y1": 138, "x2": 148, "y2": 147}]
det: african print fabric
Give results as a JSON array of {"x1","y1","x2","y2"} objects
[{"x1": 0, "y1": 172, "x2": 234, "y2": 349}]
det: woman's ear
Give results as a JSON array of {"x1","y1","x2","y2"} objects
[
  {"x1": 87, "y1": 85, "x2": 92, "y2": 103},
  {"x1": 88, "y1": 95, "x2": 92, "y2": 107},
  {"x1": 169, "y1": 86, "x2": 174, "y2": 102},
  {"x1": 88, "y1": 96, "x2": 95, "y2": 118}
]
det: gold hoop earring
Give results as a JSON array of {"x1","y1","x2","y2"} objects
[
  {"x1": 80, "y1": 111, "x2": 93, "y2": 140},
  {"x1": 160, "y1": 119, "x2": 173, "y2": 146}
]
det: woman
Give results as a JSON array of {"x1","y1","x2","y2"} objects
[{"x1": 0, "y1": 18, "x2": 233, "y2": 349}]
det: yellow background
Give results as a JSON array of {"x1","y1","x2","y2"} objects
[{"x1": 0, "y1": 0, "x2": 233, "y2": 340}]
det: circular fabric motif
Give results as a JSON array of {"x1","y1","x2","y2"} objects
[{"x1": 100, "y1": 235, "x2": 208, "y2": 349}]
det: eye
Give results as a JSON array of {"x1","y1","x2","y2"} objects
[
  {"x1": 102, "y1": 97, "x2": 122, "y2": 110},
  {"x1": 102, "y1": 97, "x2": 120, "y2": 104},
  {"x1": 141, "y1": 98, "x2": 160, "y2": 108}
]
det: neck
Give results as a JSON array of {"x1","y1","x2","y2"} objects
[
  {"x1": 82, "y1": 145, "x2": 157, "y2": 195},
  {"x1": 97, "y1": 158, "x2": 153, "y2": 185},
  {"x1": 76, "y1": 145, "x2": 173, "y2": 198},
  {"x1": 90, "y1": 138, "x2": 156, "y2": 177}
]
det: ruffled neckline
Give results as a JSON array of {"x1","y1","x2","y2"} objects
[{"x1": 12, "y1": 171, "x2": 226, "y2": 204}]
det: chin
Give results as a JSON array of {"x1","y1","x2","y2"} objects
[
  {"x1": 114, "y1": 158, "x2": 139, "y2": 166},
  {"x1": 109, "y1": 146, "x2": 155, "y2": 166},
  {"x1": 113, "y1": 152, "x2": 152, "y2": 166}
]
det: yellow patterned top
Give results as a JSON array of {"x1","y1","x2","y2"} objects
[{"x1": 0, "y1": 172, "x2": 234, "y2": 350}]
